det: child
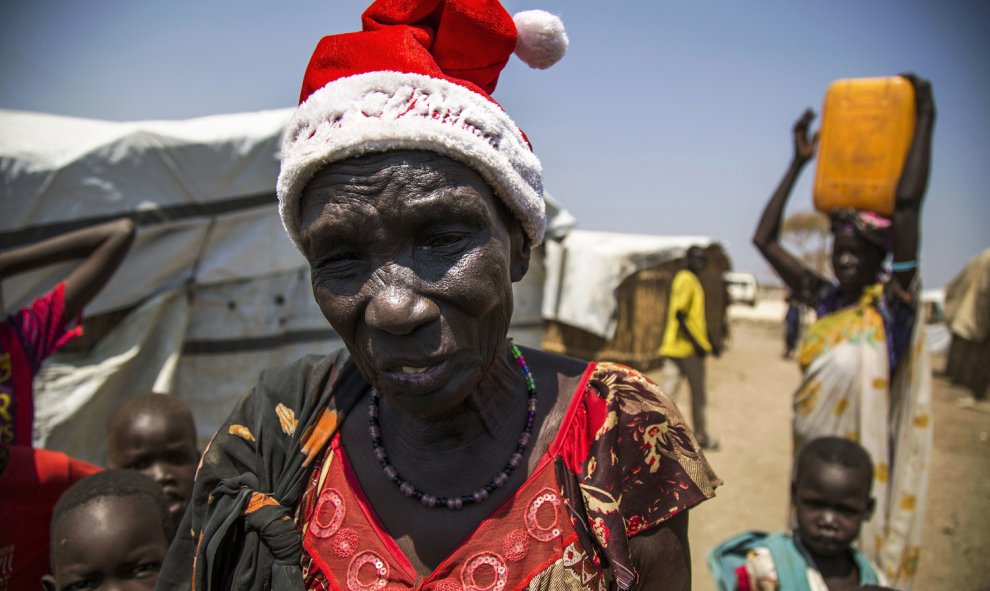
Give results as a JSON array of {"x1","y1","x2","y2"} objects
[
  {"x1": 43, "y1": 469, "x2": 173, "y2": 591},
  {"x1": 709, "y1": 436, "x2": 888, "y2": 590},
  {"x1": 106, "y1": 392, "x2": 199, "y2": 536},
  {"x1": 1, "y1": 218, "x2": 135, "y2": 445}
]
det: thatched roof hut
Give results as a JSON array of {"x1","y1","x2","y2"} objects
[{"x1": 541, "y1": 230, "x2": 730, "y2": 372}]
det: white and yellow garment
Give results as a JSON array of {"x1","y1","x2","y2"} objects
[
  {"x1": 794, "y1": 284, "x2": 932, "y2": 589},
  {"x1": 741, "y1": 543, "x2": 888, "y2": 591}
]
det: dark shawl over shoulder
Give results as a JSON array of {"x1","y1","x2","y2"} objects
[{"x1": 157, "y1": 350, "x2": 367, "y2": 591}]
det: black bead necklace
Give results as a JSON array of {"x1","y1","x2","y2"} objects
[{"x1": 367, "y1": 339, "x2": 538, "y2": 510}]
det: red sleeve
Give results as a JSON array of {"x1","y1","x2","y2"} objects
[
  {"x1": 67, "y1": 456, "x2": 103, "y2": 481},
  {"x1": 7, "y1": 282, "x2": 82, "y2": 375},
  {"x1": 32, "y1": 447, "x2": 102, "y2": 485}
]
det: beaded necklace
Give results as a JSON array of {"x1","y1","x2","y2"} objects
[{"x1": 368, "y1": 339, "x2": 538, "y2": 510}]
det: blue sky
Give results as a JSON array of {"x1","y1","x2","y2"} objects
[{"x1": 2, "y1": 0, "x2": 987, "y2": 288}]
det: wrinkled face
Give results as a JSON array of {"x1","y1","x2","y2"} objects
[
  {"x1": 831, "y1": 228, "x2": 884, "y2": 295},
  {"x1": 107, "y1": 411, "x2": 198, "y2": 529},
  {"x1": 794, "y1": 460, "x2": 873, "y2": 558},
  {"x1": 46, "y1": 496, "x2": 169, "y2": 591},
  {"x1": 298, "y1": 151, "x2": 528, "y2": 417}
]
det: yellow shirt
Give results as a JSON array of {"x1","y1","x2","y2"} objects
[{"x1": 659, "y1": 269, "x2": 712, "y2": 358}]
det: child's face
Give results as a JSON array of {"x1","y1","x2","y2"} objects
[
  {"x1": 794, "y1": 459, "x2": 873, "y2": 558},
  {"x1": 107, "y1": 410, "x2": 198, "y2": 528},
  {"x1": 44, "y1": 495, "x2": 169, "y2": 591}
]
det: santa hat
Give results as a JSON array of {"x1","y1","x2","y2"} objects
[{"x1": 277, "y1": 0, "x2": 568, "y2": 250}]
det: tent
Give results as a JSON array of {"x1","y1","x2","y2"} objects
[
  {"x1": 0, "y1": 108, "x2": 570, "y2": 464},
  {"x1": 541, "y1": 229, "x2": 731, "y2": 371},
  {"x1": 943, "y1": 248, "x2": 990, "y2": 401}
]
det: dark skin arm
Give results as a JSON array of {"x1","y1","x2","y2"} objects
[
  {"x1": 675, "y1": 311, "x2": 717, "y2": 357},
  {"x1": 891, "y1": 74, "x2": 936, "y2": 292},
  {"x1": 629, "y1": 512, "x2": 691, "y2": 591},
  {"x1": 752, "y1": 109, "x2": 823, "y2": 300},
  {"x1": 0, "y1": 218, "x2": 136, "y2": 320}
]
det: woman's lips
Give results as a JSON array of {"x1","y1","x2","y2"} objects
[{"x1": 379, "y1": 356, "x2": 454, "y2": 393}]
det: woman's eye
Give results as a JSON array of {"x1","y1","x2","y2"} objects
[
  {"x1": 315, "y1": 251, "x2": 362, "y2": 273},
  {"x1": 326, "y1": 250, "x2": 360, "y2": 263},
  {"x1": 421, "y1": 233, "x2": 467, "y2": 252}
]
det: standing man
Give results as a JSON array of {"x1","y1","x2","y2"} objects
[{"x1": 660, "y1": 245, "x2": 720, "y2": 450}]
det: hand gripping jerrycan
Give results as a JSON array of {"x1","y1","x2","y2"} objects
[{"x1": 813, "y1": 76, "x2": 915, "y2": 216}]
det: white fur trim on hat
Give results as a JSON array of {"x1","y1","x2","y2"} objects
[{"x1": 277, "y1": 71, "x2": 546, "y2": 251}]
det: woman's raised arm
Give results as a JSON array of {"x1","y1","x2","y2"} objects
[
  {"x1": 752, "y1": 109, "x2": 822, "y2": 299},
  {"x1": 891, "y1": 74, "x2": 936, "y2": 293}
]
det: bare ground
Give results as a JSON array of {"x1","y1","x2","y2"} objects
[{"x1": 645, "y1": 317, "x2": 990, "y2": 591}]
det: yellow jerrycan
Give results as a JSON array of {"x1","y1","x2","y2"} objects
[{"x1": 813, "y1": 76, "x2": 915, "y2": 216}]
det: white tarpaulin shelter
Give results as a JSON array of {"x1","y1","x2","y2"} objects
[{"x1": 0, "y1": 108, "x2": 566, "y2": 464}]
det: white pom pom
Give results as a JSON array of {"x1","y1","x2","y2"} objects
[{"x1": 513, "y1": 10, "x2": 568, "y2": 70}]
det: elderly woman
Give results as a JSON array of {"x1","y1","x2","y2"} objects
[
  {"x1": 752, "y1": 76, "x2": 935, "y2": 588},
  {"x1": 158, "y1": 1, "x2": 718, "y2": 590}
]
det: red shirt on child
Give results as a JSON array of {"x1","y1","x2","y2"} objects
[
  {"x1": 0, "y1": 282, "x2": 82, "y2": 445},
  {"x1": 0, "y1": 445, "x2": 101, "y2": 590}
]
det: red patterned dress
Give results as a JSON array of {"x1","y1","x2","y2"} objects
[{"x1": 297, "y1": 362, "x2": 720, "y2": 591}]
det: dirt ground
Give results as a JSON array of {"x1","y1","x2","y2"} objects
[{"x1": 644, "y1": 315, "x2": 990, "y2": 591}]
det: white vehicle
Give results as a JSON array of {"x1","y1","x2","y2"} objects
[{"x1": 724, "y1": 272, "x2": 758, "y2": 307}]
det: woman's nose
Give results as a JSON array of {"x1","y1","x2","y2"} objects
[{"x1": 365, "y1": 270, "x2": 438, "y2": 334}]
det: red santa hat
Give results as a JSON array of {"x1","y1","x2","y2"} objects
[{"x1": 277, "y1": 0, "x2": 568, "y2": 249}]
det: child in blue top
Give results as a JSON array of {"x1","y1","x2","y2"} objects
[{"x1": 709, "y1": 436, "x2": 888, "y2": 590}]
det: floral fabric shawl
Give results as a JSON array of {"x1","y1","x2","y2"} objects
[{"x1": 794, "y1": 285, "x2": 932, "y2": 589}]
